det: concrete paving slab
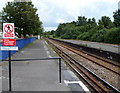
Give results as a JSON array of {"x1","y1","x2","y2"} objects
[
  {"x1": 1, "y1": 39, "x2": 90, "y2": 93},
  {"x1": 44, "y1": 40, "x2": 89, "y2": 93},
  {"x1": 2, "y1": 40, "x2": 71, "y2": 91}
]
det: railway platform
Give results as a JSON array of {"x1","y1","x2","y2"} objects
[
  {"x1": 1, "y1": 39, "x2": 89, "y2": 92},
  {"x1": 63, "y1": 39, "x2": 119, "y2": 54}
]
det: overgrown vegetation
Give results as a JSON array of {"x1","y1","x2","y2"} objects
[{"x1": 45, "y1": 9, "x2": 120, "y2": 44}]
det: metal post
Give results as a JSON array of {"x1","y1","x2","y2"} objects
[
  {"x1": 9, "y1": 50, "x2": 12, "y2": 91},
  {"x1": 59, "y1": 58, "x2": 61, "y2": 83}
]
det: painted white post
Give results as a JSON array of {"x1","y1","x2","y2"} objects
[{"x1": 38, "y1": 35, "x2": 40, "y2": 40}]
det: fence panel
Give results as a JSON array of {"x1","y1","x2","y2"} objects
[{"x1": 0, "y1": 37, "x2": 36, "y2": 60}]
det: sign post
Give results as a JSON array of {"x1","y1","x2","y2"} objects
[
  {"x1": 1, "y1": 23, "x2": 18, "y2": 91},
  {"x1": 9, "y1": 50, "x2": 12, "y2": 91}
]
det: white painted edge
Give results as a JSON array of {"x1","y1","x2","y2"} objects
[
  {"x1": 21, "y1": 51, "x2": 25, "y2": 53},
  {"x1": 44, "y1": 41, "x2": 48, "y2": 45},
  {"x1": 46, "y1": 51, "x2": 52, "y2": 58},
  {"x1": 48, "y1": 55, "x2": 52, "y2": 58},
  {"x1": 64, "y1": 80, "x2": 90, "y2": 92},
  {"x1": 44, "y1": 46, "x2": 48, "y2": 51},
  {"x1": 0, "y1": 76, "x2": 9, "y2": 80},
  {"x1": 44, "y1": 42, "x2": 52, "y2": 57},
  {"x1": 53, "y1": 51, "x2": 56, "y2": 53}
]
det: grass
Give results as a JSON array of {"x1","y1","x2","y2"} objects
[
  {"x1": 79, "y1": 43, "x2": 88, "y2": 47},
  {"x1": 23, "y1": 42, "x2": 35, "y2": 48}
]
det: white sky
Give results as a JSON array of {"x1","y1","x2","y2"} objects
[{"x1": 0, "y1": 0, "x2": 119, "y2": 31}]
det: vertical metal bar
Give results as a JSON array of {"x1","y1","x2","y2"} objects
[
  {"x1": 59, "y1": 58, "x2": 61, "y2": 83},
  {"x1": 9, "y1": 50, "x2": 12, "y2": 91}
]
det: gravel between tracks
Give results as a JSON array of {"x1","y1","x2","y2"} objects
[{"x1": 53, "y1": 42, "x2": 120, "y2": 90}]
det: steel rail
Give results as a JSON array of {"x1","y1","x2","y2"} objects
[
  {"x1": 46, "y1": 38, "x2": 120, "y2": 93},
  {"x1": 48, "y1": 38, "x2": 120, "y2": 75},
  {"x1": 49, "y1": 38, "x2": 120, "y2": 62},
  {"x1": 46, "y1": 40, "x2": 103, "y2": 92},
  {"x1": 47, "y1": 40, "x2": 108, "y2": 92},
  {"x1": 50, "y1": 38, "x2": 120, "y2": 67},
  {"x1": 62, "y1": 53, "x2": 108, "y2": 92}
]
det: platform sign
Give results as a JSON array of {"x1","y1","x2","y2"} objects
[
  {"x1": 0, "y1": 46, "x2": 18, "y2": 51},
  {"x1": 3, "y1": 23, "x2": 15, "y2": 38},
  {"x1": 2, "y1": 23, "x2": 17, "y2": 91},
  {"x1": 2, "y1": 39, "x2": 16, "y2": 46},
  {"x1": 2, "y1": 23, "x2": 17, "y2": 47}
]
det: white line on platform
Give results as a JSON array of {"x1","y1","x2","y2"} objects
[
  {"x1": 44, "y1": 41, "x2": 48, "y2": 45},
  {"x1": 21, "y1": 51, "x2": 25, "y2": 53},
  {"x1": 46, "y1": 51, "x2": 52, "y2": 58},
  {"x1": 53, "y1": 51, "x2": 56, "y2": 53},
  {"x1": 0, "y1": 76, "x2": 9, "y2": 80},
  {"x1": 48, "y1": 55, "x2": 52, "y2": 58},
  {"x1": 24, "y1": 61, "x2": 30, "y2": 64},
  {"x1": 44, "y1": 46, "x2": 47, "y2": 51},
  {"x1": 46, "y1": 51, "x2": 50, "y2": 54},
  {"x1": 64, "y1": 80, "x2": 90, "y2": 92}
]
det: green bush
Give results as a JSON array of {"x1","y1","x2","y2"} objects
[
  {"x1": 104, "y1": 28, "x2": 120, "y2": 44},
  {"x1": 90, "y1": 29, "x2": 107, "y2": 42},
  {"x1": 77, "y1": 32, "x2": 90, "y2": 40},
  {"x1": 61, "y1": 33, "x2": 71, "y2": 39}
]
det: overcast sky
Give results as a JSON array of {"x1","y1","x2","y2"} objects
[{"x1": 0, "y1": 0, "x2": 119, "y2": 31}]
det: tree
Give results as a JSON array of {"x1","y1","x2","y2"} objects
[
  {"x1": 98, "y1": 20, "x2": 104, "y2": 30},
  {"x1": 91, "y1": 29, "x2": 106, "y2": 42},
  {"x1": 54, "y1": 11, "x2": 119, "y2": 44},
  {"x1": 55, "y1": 23, "x2": 66, "y2": 37},
  {"x1": 76, "y1": 16, "x2": 87, "y2": 26},
  {"x1": 86, "y1": 18, "x2": 97, "y2": 30},
  {"x1": 113, "y1": 9, "x2": 120, "y2": 27},
  {"x1": 98, "y1": 16, "x2": 114, "y2": 29},
  {"x1": 91, "y1": 18, "x2": 97, "y2": 26},
  {"x1": 2, "y1": 1, "x2": 43, "y2": 38},
  {"x1": 104, "y1": 28, "x2": 120, "y2": 44}
]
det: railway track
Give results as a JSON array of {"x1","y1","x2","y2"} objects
[
  {"x1": 51, "y1": 38, "x2": 119, "y2": 62},
  {"x1": 48, "y1": 38, "x2": 120, "y2": 76},
  {"x1": 45, "y1": 38, "x2": 120, "y2": 93}
]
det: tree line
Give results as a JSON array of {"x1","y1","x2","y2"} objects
[
  {"x1": 2, "y1": 1, "x2": 43, "y2": 38},
  {"x1": 45, "y1": 9, "x2": 120, "y2": 44}
]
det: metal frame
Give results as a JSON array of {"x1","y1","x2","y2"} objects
[{"x1": 2, "y1": 57, "x2": 62, "y2": 91}]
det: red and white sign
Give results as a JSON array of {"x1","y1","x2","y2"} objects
[
  {"x1": 2, "y1": 39, "x2": 16, "y2": 46},
  {"x1": 1, "y1": 23, "x2": 18, "y2": 50},
  {"x1": 3, "y1": 23, "x2": 15, "y2": 38}
]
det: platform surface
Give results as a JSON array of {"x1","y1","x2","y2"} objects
[
  {"x1": 1, "y1": 39, "x2": 87, "y2": 92},
  {"x1": 64, "y1": 39, "x2": 119, "y2": 54}
]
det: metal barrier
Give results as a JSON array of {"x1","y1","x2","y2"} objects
[{"x1": 2, "y1": 57, "x2": 62, "y2": 91}]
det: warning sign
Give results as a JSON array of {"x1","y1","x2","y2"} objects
[
  {"x1": 3, "y1": 23, "x2": 15, "y2": 38},
  {"x1": 2, "y1": 39, "x2": 16, "y2": 46}
]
